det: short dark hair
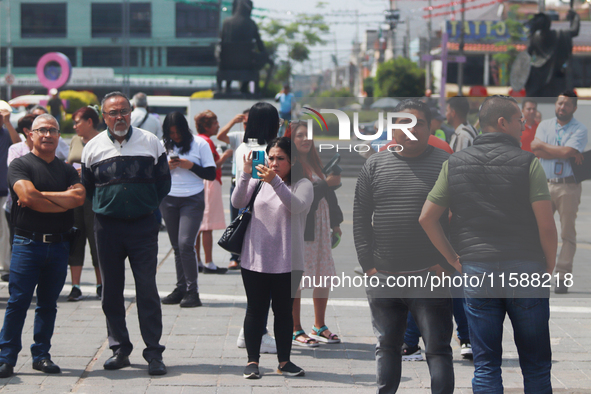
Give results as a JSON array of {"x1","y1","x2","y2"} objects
[
  {"x1": 447, "y1": 96, "x2": 470, "y2": 120},
  {"x1": 393, "y1": 99, "x2": 431, "y2": 126},
  {"x1": 17, "y1": 114, "x2": 37, "y2": 135},
  {"x1": 522, "y1": 98, "x2": 538, "y2": 109},
  {"x1": 558, "y1": 90, "x2": 577, "y2": 107},
  {"x1": 163, "y1": 111, "x2": 194, "y2": 155},
  {"x1": 479, "y1": 95, "x2": 520, "y2": 130},
  {"x1": 101, "y1": 91, "x2": 131, "y2": 110},
  {"x1": 244, "y1": 102, "x2": 279, "y2": 145},
  {"x1": 72, "y1": 106, "x2": 101, "y2": 129}
]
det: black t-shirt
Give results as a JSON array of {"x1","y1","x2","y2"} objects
[{"x1": 8, "y1": 152, "x2": 80, "y2": 234}]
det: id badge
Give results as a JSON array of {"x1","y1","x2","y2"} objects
[{"x1": 554, "y1": 162, "x2": 564, "y2": 176}]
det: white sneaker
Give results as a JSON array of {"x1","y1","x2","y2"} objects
[
  {"x1": 260, "y1": 332, "x2": 277, "y2": 354},
  {"x1": 236, "y1": 328, "x2": 277, "y2": 354},
  {"x1": 237, "y1": 327, "x2": 246, "y2": 348}
]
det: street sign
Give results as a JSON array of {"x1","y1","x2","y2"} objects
[{"x1": 4, "y1": 74, "x2": 14, "y2": 85}]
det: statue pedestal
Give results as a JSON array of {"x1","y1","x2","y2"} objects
[{"x1": 215, "y1": 69, "x2": 261, "y2": 99}]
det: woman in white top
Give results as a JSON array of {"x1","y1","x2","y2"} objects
[{"x1": 159, "y1": 112, "x2": 216, "y2": 308}]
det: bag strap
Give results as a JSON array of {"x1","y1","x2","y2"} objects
[
  {"x1": 137, "y1": 111, "x2": 150, "y2": 128},
  {"x1": 245, "y1": 181, "x2": 263, "y2": 211}
]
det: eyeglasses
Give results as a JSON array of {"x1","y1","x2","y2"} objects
[
  {"x1": 103, "y1": 108, "x2": 131, "y2": 117},
  {"x1": 32, "y1": 127, "x2": 60, "y2": 136}
]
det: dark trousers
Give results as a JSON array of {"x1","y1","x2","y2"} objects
[
  {"x1": 0, "y1": 236, "x2": 69, "y2": 366},
  {"x1": 69, "y1": 199, "x2": 99, "y2": 267},
  {"x1": 241, "y1": 268, "x2": 302, "y2": 364},
  {"x1": 94, "y1": 213, "x2": 165, "y2": 362},
  {"x1": 160, "y1": 193, "x2": 204, "y2": 293}
]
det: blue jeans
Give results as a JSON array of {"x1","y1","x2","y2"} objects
[
  {"x1": 366, "y1": 273, "x2": 454, "y2": 394},
  {"x1": 463, "y1": 260, "x2": 551, "y2": 394},
  {"x1": 0, "y1": 235, "x2": 69, "y2": 366}
]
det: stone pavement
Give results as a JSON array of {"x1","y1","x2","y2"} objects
[{"x1": 0, "y1": 177, "x2": 590, "y2": 393}]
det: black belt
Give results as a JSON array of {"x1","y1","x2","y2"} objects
[
  {"x1": 548, "y1": 175, "x2": 576, "y2": 184},
  {"x1": 15, "y1": 228, "x2": 73, "y2": 243}
]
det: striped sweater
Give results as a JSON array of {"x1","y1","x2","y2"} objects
[{"x1": 353, "y1": 146, "x2": 450, "y2": 273}]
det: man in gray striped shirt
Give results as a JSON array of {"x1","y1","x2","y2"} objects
[{"x1": 354, "y1": 99, "x2": 454, "y2": 394}]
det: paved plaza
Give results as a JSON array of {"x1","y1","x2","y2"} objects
[{"x1": 0, "y1": 176, "x2": 590, "y2": 393}]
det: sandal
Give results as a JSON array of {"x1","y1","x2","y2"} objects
[
  {"x1": 309, "y1": 325, "x2": 341, "y2": 344},
  {"x1": 292, "y1": 330, "x2": 319, "y2": 347}
]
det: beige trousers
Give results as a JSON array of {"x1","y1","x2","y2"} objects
[{"x1": 549, "y1": 182, "x2": 582, "y2": 279}]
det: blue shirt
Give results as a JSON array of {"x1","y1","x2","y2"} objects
[
  {"x1": 535, "y1": 116, "x2": 588, "y2": 179},
  {"x1": 275, "y1": 92, "x2": 294, "y2": 114}
]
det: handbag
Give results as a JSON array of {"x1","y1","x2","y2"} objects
[{"x1": 217, "y1": 181, "x2": 262, "y2": 254}]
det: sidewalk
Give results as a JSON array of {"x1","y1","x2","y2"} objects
[{"x1": 0, "y1": 177, "x2": 589, "y2": 393}]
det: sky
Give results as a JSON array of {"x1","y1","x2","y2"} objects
[{"x1": 251, "y1": 0, "x2": 566, "y2": 75}]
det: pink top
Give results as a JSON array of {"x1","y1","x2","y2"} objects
[
  {"x1": 5, "y1": 142, "x2": 31, "y2": 212},
  {"x1": 231, "y1": 172, "x2": 313, "y2": 274}
]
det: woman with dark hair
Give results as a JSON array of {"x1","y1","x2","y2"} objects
[
  {"x1": 232, "y1": 136, "x2": 313, "y2": 379},
  {"x1": 159, "y1": 111, "x2": 216, "y2": 308},
  {"x1": 65, "y1": 106, "x2": 103, "y2": 301},
  {"x1": 290, "y1": 121, "x2": 343, "y2": 346}
]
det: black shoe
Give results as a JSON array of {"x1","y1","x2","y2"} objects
[
  {"x1": 0, "y1": 273, "x2": 9, "y2": 282},
  {"x1": 103, "y1": 354, "x2": 130, "y2": 370},
  {"x1": 148, "y1": 359, "x2": 167, "y2": 375},
  {"x1": 180, "y1": 291, "x2": 202, "y2": 308},
  {"x1": 67, "y1": 286, "x2": 82, "y2": 302},
  {"x1": 203, "y1": 266, "x2": 228, "y2": 274},
  {"x1": 277, "y1": 361, "x2": 304, "y2": 377},
  {"x1": 96, "y1": 284, "x2": 103, "y2": 299},
  {"x1": 555, "y1": 279, "x2": 569, "y2": 294},
  {"x1": 32, "y1": 359, "x2": 61, "y2": 374},
  {"x1": 161, "y1": 288, "x2": 185, "y2": 304},
  {"x1": 243, "y1": 363, "x2": 260, "y2": 379},
  {"x1": 0, "y1": 363, "x2": 13, "y2": 378}
]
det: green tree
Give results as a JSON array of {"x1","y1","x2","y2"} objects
[
  {"x1": 258, "y1": 4, "x2": 329, "y2": 90},
  {"x1": 363, "y1": 77, "x2": 374, "y2": 97},
  {"x1": 374, "y1": 57, "x2": 425, "y2": 97}
]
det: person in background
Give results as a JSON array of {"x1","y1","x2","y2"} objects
[
  {"x1": 194, "y1": 110, "x2": 233, "y2": 274},
  {"x1": 216, "y1": 109, "x2": 249, "y2": 270},
  {"x1": 521, "y1": 98, "x2": 539, "y2": 152},
  {"x1": 275, "y1": 84, "x2": 294, "y2": 137},
  {"x1": 289, "y1": 121, "x2": 343, "y2": 348},
  {"x1": 5, "y1": 115, "x2": 36, "y2": 258},
  {"x1": 65, "y1": 106, "x2": 102, "y2": 301},
  {"x1": 159, "y1": 112, "x2": 216, "y2": 308},
  {"x1": 27, "y1": 105, "x2": 69, "y2": 161},
  {"x1": 47, "y1": 89, "x2": 63, "y2": 126},
  {"x1": 0, "y1": 105, "x2": 24, "y2": 283},
  {"x1": 535, "y1": 110, "x2": 542, "y2": 124},
  {"x1": 446, "y1": 96, "x2": 479, "y2": 152},
  {"x1": 429, "y1": 107, "x2": 447, "y2": 141},
  {"x1": 232, "y1": 136, "x2": 313, "y2": 380},
  {"x1": 531, "y1": 91, "x2": 587, "y2": 294},
  {"x1": 131, "y1": 92, "x2": 163, "y2": 139}
]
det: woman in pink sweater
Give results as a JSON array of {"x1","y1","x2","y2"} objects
[{"x1": 232, "y1": 132, "x2": 313, "y2": 380}]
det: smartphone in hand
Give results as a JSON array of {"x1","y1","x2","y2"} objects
[
  {"x1": 252, "y1": 150, "x2": 265, "y2": 179},
  {"x1": 170, "y1": 153, "x2": 180, "y2": 161}
]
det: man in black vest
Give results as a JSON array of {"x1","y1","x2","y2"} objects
[{"x1": 419, "y1": 95, "x2": 557, "y2": 394}]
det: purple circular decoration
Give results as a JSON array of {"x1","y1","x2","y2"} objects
[{"x1": 36, "y1": 52, "x2": 72, "y2": 90}]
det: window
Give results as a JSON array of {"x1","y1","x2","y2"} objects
[
  {"x1": 91, "y1": 3, "x2": 151, "y2": 38},
  {"x1": 167, "y1": 47, "x2": 216, "y2": 67},
  {"x1": 21, "y1": 3, "x2": 67, "y2": 38},
  {"x1": 82, "y1": 47, "x2": 139, "y2": 67},
  {"x1": 13, "y1": 47, "x2": 76, "y2": 67},
  {"x1": 176, "y1": 3, "x2": 220, "y2": 38}
]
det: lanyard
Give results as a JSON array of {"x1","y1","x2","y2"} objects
[{"x1": 555, "y1": 122, "x2": 570, "y2": 146}]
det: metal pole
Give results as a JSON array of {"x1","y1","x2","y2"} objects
[
  {"x1": 121, "y1": 0, "x2": 130, "y2": 97},
  {"x1": 538, "y1": 0, "x2": 545, "y2": 13},
  {"x1": 426, "y1": 0, "x2": 432, "y2": 91},
  {"x1": 439, "y1": 32, "x2": 449, "y2": 112},
  {"x1": 457, "y1": 0, "x2": 465, "y2": 96},
  {"x1": 6, "y1": 0, "x2": 12, "y2": 99}
]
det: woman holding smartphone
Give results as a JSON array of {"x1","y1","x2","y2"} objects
[
  {"x1": 159, "y1": 112, "x2": 216, "y2": 308},
  {"x1": 232, "y1": 132, "x2": 313, "y2": 378}
]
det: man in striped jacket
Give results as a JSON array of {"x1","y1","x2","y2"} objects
[{"x1": 354, "y1": 99, "x2": 454, "y2": 394}]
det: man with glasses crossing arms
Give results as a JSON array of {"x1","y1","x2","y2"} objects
[
  {"x1": 81, "y1": 91, "x2": 171, "y2": 375},
  {"x1": 0, "y1": 114, "x2": 85, "y2": 378}
]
